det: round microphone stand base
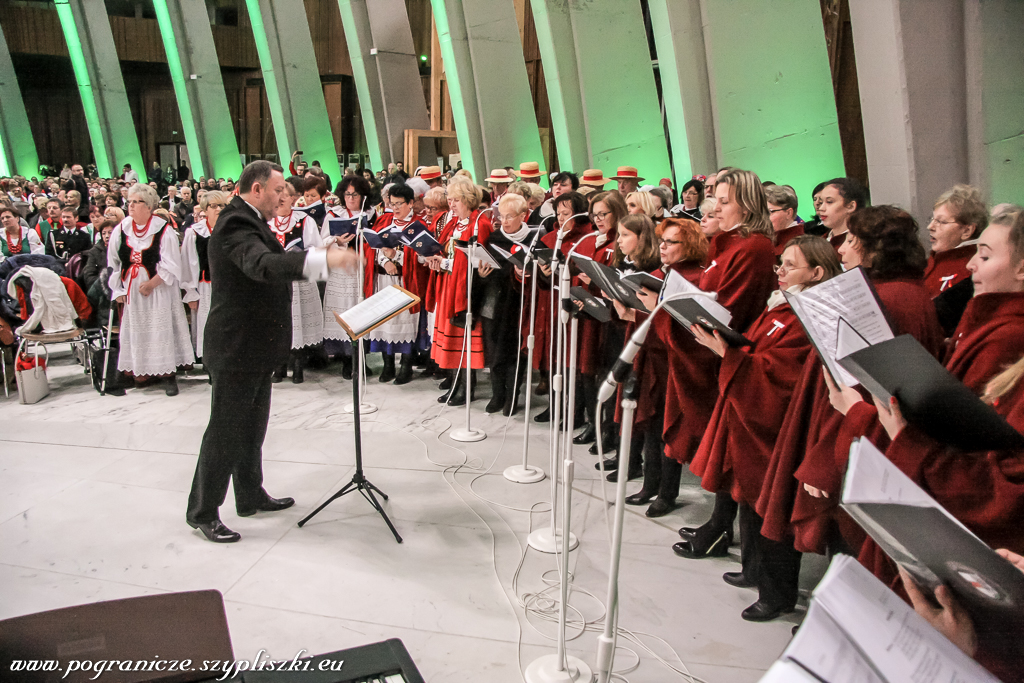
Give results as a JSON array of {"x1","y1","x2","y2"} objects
[
  {"x1": 449, "y1": 427, "x2": 487, "y2": 443},
  {"x1": 342, "y1": 402, "x2": 378, "y2": 415},
  {"x1": 503, "y1": 464, "x2": 545, "y2": 483},
  {"x1": 524, "y1": 654, "x2": 594, "y2": 683},
  {"x1": 527, "y1": 527, "x2": 578, "y2": 554}
]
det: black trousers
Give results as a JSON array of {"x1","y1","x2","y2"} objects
[
  {"x1": 187, "y1": 368, "x2": 273, "y2": 524},
  {"x1": 739, "y1": 503, "x2": 802, "y2": 608},
  {"x1": 639, "y1": 405, "x2": 681, "y2": 501}
]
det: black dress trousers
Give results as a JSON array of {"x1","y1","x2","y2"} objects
[{"x1": 186, "y1": 368, "x2": 273, "y2": 524}]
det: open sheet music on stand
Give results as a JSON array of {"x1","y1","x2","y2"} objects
[
  {"x1": 841, "y1": 437, "x2": 1024, "y2": 628},
  {"x1": 784, "y1": 266, "x2": 894, "y2": 386},
  {"x1": 760, "y1": 553, "x2": 1001, "y2": 683},
  {"x1": 455, "y1": 243, "x2": 502, "y2": 270},
  {"x1": 335, "y1": 286, "x2": 420, "y2": 340}
]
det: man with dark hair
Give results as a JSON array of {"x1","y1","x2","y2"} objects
[
  {"x1": 122, "y1": 163, "x2": 139, "y2": 183},
  {"x1": 47, "y1": 207, "x2": 91, "y2": 260},
  {"x1": 35, "y1": 199, "x2": 62, "y2": 245},
  {"x1": 186, "y1": 160, "x2": 358, "y2": 543}
]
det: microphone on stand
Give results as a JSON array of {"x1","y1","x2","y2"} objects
[{"x1": 597, "y1": 295, "x2": 677, "y2": 403}]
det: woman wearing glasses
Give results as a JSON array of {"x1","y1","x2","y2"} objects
[
  {"x1": 923, "y1": 185, "x2": 986, "y2": 298},
  {"x1": 107, "y1": 183, "x2": 195, "y2": 396},
  {"x1": 689, "y1": 236, "x2": 841, "y2": 622},
  {"x1": 181, "y1": 190, "x2": 227, "y2": 362},
  {"x1": 322, "y1": 176, "x2": 373, "y2": 379}
]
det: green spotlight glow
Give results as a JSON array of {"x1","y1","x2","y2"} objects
[
  {"x1": 54, "y1": 0, "x2": 112, "y2": 178},
  {"x1": 151, "y1": 0, "x2": 205, "y2": 179},
  {"x1": 420, "y1": 54, "x2": 427, "y2": 62},
  {"x1": 0, "y1": 132, "x2": 11, "y2": 178},
  {"x1": 244, "y1": 0, "x2": 292, "y2": 163},
  {"x1": 428, "y1": 0, "x2": 476, "y2": 179}
]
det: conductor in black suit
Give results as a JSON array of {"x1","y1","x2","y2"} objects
[{"x1": 186, "y1": 161, "x2": 357, "y2": 543}]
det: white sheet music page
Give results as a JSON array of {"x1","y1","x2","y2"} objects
[
  {"x1": 338, "y1": 286, "x2": 415, "y2": 337},
  {"x1": 812, "y1": 555, "x2": 1000, "y2": 683},
  {"x1": 786, "y1": 268, "x2": 893, "y2": 386},
  {"x1": 781, "y1": 602, "x2": 885, "y2": 683}
]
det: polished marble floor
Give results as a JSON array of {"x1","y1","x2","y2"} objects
[{"x1": 0, "y1": 347, "x2": 825, "y2": 682}]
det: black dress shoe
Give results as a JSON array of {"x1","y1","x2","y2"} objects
[
  {"x1": 741, "y1": 599, "x2": 795, "y2": 623},
  {"x1": 291, "y1": 366, "x2": 304, "y2": 384},
  {"x1": 723, "y1": 571, "x2": 756, "y2": 589},
  {"x1": 645, "y1": 498, "x2": 677, "y2": 518},
  {"x1": 439, "y1": 375, "x2": 453, "y2": 391},
  {"x1": 678, "y1": 526, "x2": 699, "y2": 540},
  {"x1": 188, "y1": 519, "x2": 241, "y2": 543},
  {"x1": 595, "y1": 456, "x2": 618, "y2": 471},
  {"x1": 485, "y1": 395, "x2": 504, "y2": 413},
  {"x1": 606, "y1": 467, "x2": 642, "y2": 483},
  {"x1": 534, "y1": 408, "x2": 550, "y2": 423},
  {"x1": 624, "y1": 489, "x2": 655, "y2": 506},
  {"x1": 237, "y1": 496, "x2": 295, "y2": 517},
  {"x1": 164, "y1": 376, "x2": 179, "y2": 396},
  {"x1": 271, "y1": 365, "x2": 286, "y2": 383},
  {"x1": 573, "y1": 423, "x2": 596, "y2": 445},
  {"x1": 672, "y1": 530, "x2": 731, "y2": 559}
]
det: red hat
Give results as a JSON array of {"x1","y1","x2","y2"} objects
[
  {"x1": 579, "y1": 169, "x2": 610, "y2": 187},
  {"x1": 518, "y1": 162, "x2": 544, "y2": 179},
  {"x1": 418, "y1": 166, "x2": 442, "y2": 181},
  {"x1": 609, "y1": 166, "x2": 645, "y2": 182}
]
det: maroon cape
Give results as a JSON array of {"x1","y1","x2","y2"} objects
[
  {"x1": 757, "y1": 278, "x2": 943, "y2": 553},
  {"x1": 432, "y1": 210, "x2": 492, "y2": 369},
  {"x1": 690, "y1": 302, "x2": 812, "y2": 506},
  {"x1": 574, "y1": 227, "x2": 618, "y2": 376},
  {"x1": 923, "y1": 242, "x2": 977, "y2": 297},
  {"x1": 773, "y1": 224, "x2": 805, "y2": 256}
]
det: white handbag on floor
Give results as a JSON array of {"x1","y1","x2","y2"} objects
[{"x1": 16, "y1": 347, "x2": 49, "y2": 404}]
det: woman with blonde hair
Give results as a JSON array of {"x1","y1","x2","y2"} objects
[
  {"x1": 107, "y1": 183, "x2": 195, "y2": 395},
  {"x1": 625, "y1": 191, "x2": 658, "y2": 220},
  {"x1": 180, "y1": 190, "x2": 227, "y2": 361},
  {"x1": 923, "y1": 184, "x2": 988, "y2": 297}
]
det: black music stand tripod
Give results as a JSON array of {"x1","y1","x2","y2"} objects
[{"x1": 297, "y1": 347, "x2": 402, "y2": 543}]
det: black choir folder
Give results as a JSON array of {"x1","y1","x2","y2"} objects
[
  {"x1": 570, "y1": 286, "x2": 612, "y2": 322},
  {"x1": 841, "y1": 438, "x2": 1024, "y2": 630},
  {"x1": 335, "y1": 286, "x2": 419, "y2": 340},
  {"x1": 762, "y1": 554, "x2": 1001, "y2": 683},
  {"x1": 661, "y1": 297, "x2": 751, "y2": 347},
  {"x1": 569, "y1": 255, "x2": 648, "y2": 311},
  {"x1": 837, "y1": 334, "x2": 1024, "y2": 451}
]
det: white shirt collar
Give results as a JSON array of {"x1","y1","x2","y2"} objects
[{"x1": 243, "y1": 199, "x2": 263, "y2": 220}]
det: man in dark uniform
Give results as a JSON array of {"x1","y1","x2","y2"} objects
[{"x1": 186, "y1": 161, "x2": 357, "y2": 543}]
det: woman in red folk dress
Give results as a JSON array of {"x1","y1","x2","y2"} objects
[
  {"x1": 670, "y1": 168, "x2": 778, "y2": 557},
  {"x1": 689, "y1": 236, "x2": 842, "y2": 622},
  {"x1": 756, "y1": 206, "x2": 943, "y2": 565},
  {"x1": 430, "y1": 180, "x2": 492, "y2": 406}
]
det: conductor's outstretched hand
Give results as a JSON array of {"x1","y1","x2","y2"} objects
[{"x1": 327, "y1": 244, "x2": 360, "y2": 273}]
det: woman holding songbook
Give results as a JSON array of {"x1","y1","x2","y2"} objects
[
  {"x1": 268, "y1": 177, "x2": 325, "y2": 383},
  {"x1": 689, "y1": 236, "x2": 842, "y2": 622},
  {"x1": 757, "y1": 206, "x2": 943, "y2": 564},
  {"x1": 613, "y1": 217, "x2": 709, "y2": 518},
  {"x1": 816, "y1": 177, "x2": 868, "y2": 251},
  {"x1": 574, "y1": 191, "x2": 628, "y2": 450},
  {"x1": 431, "y1": 180, "x2": 492, "y2": 406},
  {"x1": 420, "y1": 186, "x2": 450, "y2": 379},
  {"x1": 322, "y1": 176, "x2": 371, "y2": 379},
  {"x1": 530, "y1": 191, "x2": 594, "y2": 423},
  {"x1": 670, "y1": 168, "x2": 778, "y2": 550}
]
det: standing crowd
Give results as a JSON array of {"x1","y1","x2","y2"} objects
[{"x1": 2, "y1": 155, "x2": 1023, "y2": 681}]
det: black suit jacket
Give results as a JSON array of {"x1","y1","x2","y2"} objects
[{"x1": 204, "y1": 196, "x2": 306, "y2": 373}]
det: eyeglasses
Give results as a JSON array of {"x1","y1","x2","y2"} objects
[
  {"x1": 591, "y1": 210, "x2": 612, "y2": 221},
  {"x1": 343, "y1": 192, "x2": 361, "y2": 198},
  {"x1": 658, "y1": 238, "x2": 684, "y2": 246},
  {"x1": 929, "y1": 217, "x2": 959, "y2": 227},
  {"x1": 128, "y1": 199, "x2": 148, "y2": 205},
  {"x1": 774, "y1": 263, "x2": 808, "y2": 275},
  {"x1": 207, "y1": 203, "x2": 225, "y2": 209},
  {"x1": 768, "y1": 208, "x2": 788, "y2": 215}
]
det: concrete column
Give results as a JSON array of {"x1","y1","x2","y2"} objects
[
  {"x1": 430, "y1": 0, "x2": 543, "y2": 182},
  {"x1": 152, "y1": 0, "x2": 243, "y2": 180},
  {"x1": 245, "y1": 0, "x2": 340, "y2": 183},
  {"x1": 965, "y1": 0, "x2": 1024, "y2": 207},
  {"x1": 849, "y1": 0, "x2": 968, "y2": 218},
  {"x1": 530, "y1": 0, "x2": 671, "y2": 180},
  {"x1": 701, "y1": 1, "x2": 844, "y2": 207},
  {"x1": 54, "y1": 0, "x2": 144, "y2": 178},
  {"x1": 646, "y1": 0, "x2": 715, "y2": 183},
  {"x1": 337, "y1": 0, "x2": 430, "y2": 172},
  {"x1": 0, "y1": 23, "x2": 38, "y2": 177}
]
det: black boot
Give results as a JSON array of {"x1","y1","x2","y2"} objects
[
  {"x1": 394, "y1": 353, "x2": 414, "y2": 385},
  {"x1": 439, "y1": 369, "x2": 453, "y2": 392},
  {"x1": 486, "y1": 366, "x2": 506, "y2": 413},
  {"x1": 379, "y1": 353, "x2": 396, "y2": 383},
  {"x1": 291, "y1": 353, "x2": 304, "y2": 384},
  {"x1": 573, "y1": 423, "x2": 596, "y2": 444},
  {"x1": 271, "y1": 364, "x2": 287, "y2": 383},
  {"x1": 341, "y1": 355, "x2": 353, "y2": 380},
  {"x1": 164, "y1": 374, "x2": 179, "y2": 396},
  {"x1": 448, "y1": 375, "x2": 468, "y2": 406}
]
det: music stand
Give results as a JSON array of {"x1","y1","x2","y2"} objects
[{"x1": 297, "y1": 287, "x2": 419, "y2": 543}]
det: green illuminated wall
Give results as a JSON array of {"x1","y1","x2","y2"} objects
[
  {"x1": 54, "y1": 0, "x2": 143, "y2": 178},
  {"x1": 430, "y1": 0, "x2": 543, "y2": 183},
  {"x1": 152, "y1": 0, "x2": 242, "y2": 180},
  {"x1": 0, "y1": 23, "x2": 38, "y2": 177},
  {"x1": 702, "y1": 1, "x2": 844, "y2": 208},
  {"x1": 245, "y1": 0, "x2": 340, "y2": 184}
]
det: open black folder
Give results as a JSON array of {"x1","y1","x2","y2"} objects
[
  {"x1": 569, "y1": 255, "x2": 648, "y2": 310},
  {"x1": 570, "y1": 286, "x2": 612, "y2": 322},
  {"x1": 662, "y1": 297, "x2": 751, "y2": 347},
  {"x1": 842, "y1": 438, "x2": 1024, "y2": 631},
  {"x1": 838, "y1": 334, "x2": 1024, "y2": 451}
]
